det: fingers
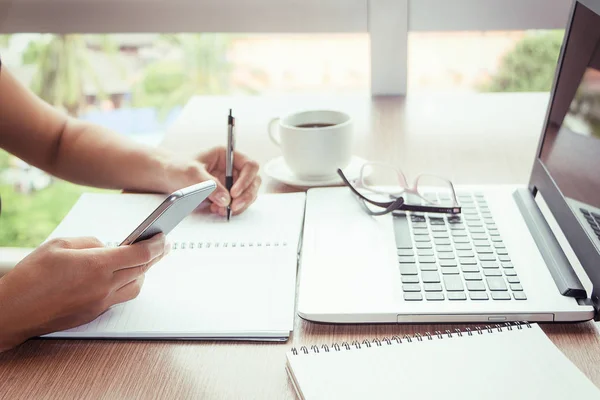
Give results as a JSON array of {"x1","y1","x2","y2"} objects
[
  {"x1": 231, "y1": 158, "x2": 259, "y2": 198},
  {"x1": 231, "y1": 175, "x2": 261, "y2": 214},
  {"x1": 46, "y1": 236, "x2": 105, "y2": 250},
  {"x1": 111, "y1": 244, "x2": 169, "y2": 289},
  {"x1": 109, "y1": 275, "x2": 145, "y2": 306},
  {"x1": 81, "y1": 233, "x2": 168, "y2": 272},
  {"x1": 196, "y1": 147, "x2": 262, "y2": 215},
  {"x1": 195, "y1": 163, "x2": 230, "y2": 208}
]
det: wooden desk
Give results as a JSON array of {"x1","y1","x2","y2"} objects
[{"x1": 2, "y1": 93, "x2": 600, "y2": 399}]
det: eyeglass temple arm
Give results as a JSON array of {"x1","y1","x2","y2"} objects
[{"x1": 337, "y1": 168, "x2": 405, "y2": 209}]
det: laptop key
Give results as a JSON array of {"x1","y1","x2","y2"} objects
[
  {"x1": 489, "y1": 230, "x2": 501, "y2": 237},
  {"x1": 486, "y1": 277, "x2": 508, "y2": 291},
  {"x1": 461, "y1": 265, "x2": 480, "y2": 273},
  {"x1": 438, "y1": 253, "x2": 455, "y2": 260},
  {"x1": 435, "y1": 238, "x2": 451, "y2": 246},
  {"x1": 491, "y1": 236, "x2": 503, "y2": 242},
  {"x1": 416, "y1": 242, "x2": 433, "y2": 249},
  {"x1": 431, "y1": 226, "x2": 447, "y2": 232},
  {"x1": 402, "y1": 276, "x2": 420, "y2": 284},
  {"x1": 417, "y1": 249, "x2": 434, "y2": 256},
  {"x1": 513, "y1": 292, "x2": 527, "y2": 300},
  {"x1": 467, "y1": 221, "x2": 484, "y2": 227},
  {"x1": 443, "y1": 275, "x2": 464, "y2": 291},
  {"x1": 478, "y1": 254, "x2": 496, "y2": 261},
  {"x1": 393, "y1": 215, "x2": 413, "y2": 249},
  {"x1": 457, "y1": 250, "x2": 475, "y2": 258},
  {"x1": 402, "y1": 284, "x2": 421, "y2": 292},
  {"x1": 441, "y1": 267, "x2": 460, "y2": 275},
  {"x1": 498, "y1": 255, "x2": 511, "y2": 262},
  {"x1": 426, "y1": 293, "x2": 445, "y2": 301},
  {"x1": 448, "y1": 292, "x2": 467, "y2": 300},
  {"x1": 463, "y1": 272, "x2": 482, "y2": 280},
  {"x1": 404, "y1": 293, "x2": 423, "y2": 301},
  {"x1": 412, "y1": 228, "x2": 430, "y2": 236},
  {"x1": 459, "y1": 258, "x2": 477, "y2": 265},
  {"x1": 415, "y1": 236, "x2": 431, "y2": 242},
  {"x1": 481, "y1": 261, "x2": 499, "y2": 269},
  {"x1": 466, "y1": 281, "x2": 486, "y2": 291},
  {"x1": 476, "y1": 247, "x2": 494, "y2": 254},
  {"x1": 496, "y1": 249, "x2": 509, "y2": 255},
  {"x1": 448, "y1": 224, "x2": 465, "y2": 230},
  {"x1": 451, "y1": 230, "x2": 468, "y2": 237},
  {"x1": 473, "y1": 240, "x2": 491, "y2": 247},
  {"x1": 437, "y1": 245, "x2": 454, "y2": 252},
  {"x1": 424, "y1": 283, "x2": 443, "y2": 292},
  {"x1": 469, "y1": 292, "x2": 489, "y2": 300},
  {"x1": 471, "y1": 233, "x2": 488, "y2": 240},
  {"x1": 491, "y1": 292, "x2": 511, "y2": 300},
  {"x1": 419, "y1": 263, "x2": 439, "y2": 271},
  {"x1": 397, "y1": 249, "x2": 415, "y2": 256},
  {"x1": 483, "y1": 269, "x2": 502, "y2": 277},
  {"x1": 494, "y1": 242, "x2": 506, "y2": 248},
  {"x1": 421, "y1": 271, "x2": 441, "y2": 283},
  {"x1": 455, "y1": 243, "x2": 472, "y2": 250},
  {"x1": 398, "y1": 256, "x2": 416, "y2": 263},
  {"x1": 440, "y1": 259, "x2": 457, "y2": 267},
  {"x1": 469, "y1": 227, "x2": 486, "y2": 234},
  {"x1": 419, "y1": 256, "x2": 436, "y2": 263},
  {"x1": 506, "y1": 276, "x2": 520, "y2": 284},
  {"x1": 453, "y1": 237, "x2": 470, "y2": 244},
  {"x1": 501, "y1": 262, "x2": 514, "y2": 269},
  {"x1": 432, "y1": 232, "x2": 449, "y2": 239},
  {"x1": 510, "y1": 284, "x2": 523, "y2": 291},
  {"x1": 399, "y1": 263, "x2": 418, "y2": 275}
]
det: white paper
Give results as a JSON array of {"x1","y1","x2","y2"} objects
[{"x1": 44, "y1": 192, "x2": 306, "y2": 340}]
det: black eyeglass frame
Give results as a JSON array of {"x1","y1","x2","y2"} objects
[{"x1": 337, "y1": 169, "x2": 462, "y2": 215}]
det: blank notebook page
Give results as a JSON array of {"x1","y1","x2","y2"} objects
[
  {"x1": 45, "y1": 192, "x2": 306, "y2": 339},
  {"x1": 286, "y1": 324, "x2": 600, "y2": 400}
]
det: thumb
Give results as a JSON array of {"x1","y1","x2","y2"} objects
[{"x1": 197, "y1": 166, "x2": 230, "y2": 207}]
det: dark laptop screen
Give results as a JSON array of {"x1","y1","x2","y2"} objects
[{"x1": 539, "y1": 2, "x2": 600, "y2": 222}]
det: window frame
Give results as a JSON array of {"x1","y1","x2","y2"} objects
[{"x1": 0, "y1": 0, "x2": 573, "y2": 95}]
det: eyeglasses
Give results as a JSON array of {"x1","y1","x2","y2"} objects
[{"x1": 337, "y1": 162, "x2": 461, "y2": 216}]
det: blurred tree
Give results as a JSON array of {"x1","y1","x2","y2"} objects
[
  {"x1": 134, "y1": 34, "x2": 253, "y2": 117},
  {"x1": 23, "y1": 34, "x2": 118, "y2": 116},
  {"x1": 0, "y1": 35, "x2": 11, "y2": 47},
  {"x1": 481, "y1": 30, "x2": 564, "y2": 92}
]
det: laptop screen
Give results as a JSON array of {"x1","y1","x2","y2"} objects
[{"x1": 538, "y1": 1, "x2": 600, "y2": 237}]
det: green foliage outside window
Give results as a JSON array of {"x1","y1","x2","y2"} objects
[{"x1": 481, "y1": 30, "x2": 564, "y2": 92}]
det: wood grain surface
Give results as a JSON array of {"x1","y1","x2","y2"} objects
[{"x1": 1, "y1": 93, "x2": 599, "y2": 400}]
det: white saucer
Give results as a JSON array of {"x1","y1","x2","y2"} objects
[{"x1": 263, "y1": 156, "x2": 367, "y2": 188}]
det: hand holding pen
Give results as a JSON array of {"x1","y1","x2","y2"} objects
[{"x1": 177, "y1": 111, "x2": 261, "y2": 217}]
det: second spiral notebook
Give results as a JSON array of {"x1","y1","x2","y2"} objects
[
  {"x1": 43, "y1": 191, "x2": 306, "y2": 341},
  {"x1": 286, "y1": 323, "x2": 600, "y2": 399}
]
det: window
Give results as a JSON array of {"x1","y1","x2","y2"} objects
[
  {"x1": 408, "y1": 30, "x2": 565, "y2": 93},
  {"x1": 0, "y1": 32, "x2": 368, "y2": 247}
]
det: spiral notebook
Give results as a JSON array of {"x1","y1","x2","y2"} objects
[
  {"x1": 43, "y1": 191, "x2": 306, "y2": 341},
  {"x1": 286, "y1": 323, "x2": 600, "y2": 399}
]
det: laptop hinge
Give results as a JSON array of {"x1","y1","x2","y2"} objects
[{"x1": 513, "y1": 188, "x2": 587, "y2": 299}]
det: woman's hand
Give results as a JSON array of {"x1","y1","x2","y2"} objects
[
  {"x1": 0, "y1": 234, "x2": 169, "y2": 352},
  {"x1": 167, "y1": 147, "x2": 262, "y2": 216}
]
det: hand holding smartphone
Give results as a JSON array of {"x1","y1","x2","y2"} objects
[{"x1": 120, "y1": 181, "x2": 217, "y2": 246}]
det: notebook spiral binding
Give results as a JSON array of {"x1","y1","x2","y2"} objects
[
  {"x1": 290, "y1": 321, "x2": 532, "y2": 356},
  {"x1": 105, "y1": 241, "x2": 288, "y2": 249}
]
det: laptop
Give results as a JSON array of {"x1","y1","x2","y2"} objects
[{"x1": 297, "y1": 0, "x2": 600, "y2": 324}]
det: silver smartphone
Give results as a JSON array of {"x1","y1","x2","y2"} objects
[{"x1": 119, "y1": 180, "x2": 217, "y2": 246}]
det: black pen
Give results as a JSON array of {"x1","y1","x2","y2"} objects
[{"x1": 226, "y1": 109, "x2": 235, "y2": 221}]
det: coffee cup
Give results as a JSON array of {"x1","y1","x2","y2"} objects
[{"x1": 268, "y1": 110, "x2": 353, "y2": 180}]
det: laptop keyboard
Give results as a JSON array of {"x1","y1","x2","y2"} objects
[
  {"x1": 580, "y1": 208, "x2": 600, "y2": 241},
  {"x1": 394, "y1": 192, "x2": 526, "y2": 302}
]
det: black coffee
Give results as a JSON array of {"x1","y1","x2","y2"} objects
[{"x1": 295, "y1": 123, "x2": 336, "y2": 128}]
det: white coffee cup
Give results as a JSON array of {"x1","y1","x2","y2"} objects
[{"x1": 268, "y1": 110, "x2": 353, "y2": 180}]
